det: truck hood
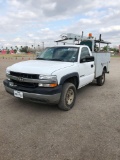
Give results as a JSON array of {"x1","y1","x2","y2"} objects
[{"x1": 8, "y1": 60, "x2": 74, "y2": 75}]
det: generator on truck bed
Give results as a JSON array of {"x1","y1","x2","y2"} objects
[{"x1": 3, "y1": 32, "x2": 111, "y2": 111}]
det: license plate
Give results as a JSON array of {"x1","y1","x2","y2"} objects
[{"x1": 14, "y1": 90, "x2": 23, "y2": 98}]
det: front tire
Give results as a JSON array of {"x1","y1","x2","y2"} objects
[
  {"x1": 97, "y1": 71, "x2": 105, "y2": 86},
  {"x1": 58, "y1": 83, "x2": 76, "y2": 111}
]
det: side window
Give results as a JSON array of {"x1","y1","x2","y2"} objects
[{"x1": 80, "y1": 47, "x2": 90, "y2": 61}]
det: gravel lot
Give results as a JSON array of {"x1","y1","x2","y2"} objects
[{"x1": 0, "y1": 57, "x2": 120, "y2": 160}]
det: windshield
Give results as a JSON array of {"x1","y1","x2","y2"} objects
[{"x1": 37, "y1": 47, "x2": 79, "y2": 62}]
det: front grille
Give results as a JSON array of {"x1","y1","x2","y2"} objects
[
  {"x1": 10, "y1": 71, "x2": 39, "y2": 88},
  {"x1": 10, "y1": 71, "x2": 39, "y2": 79},
  {"x1": 12, "y1": 80, "x2": 38, "y2": 88}
]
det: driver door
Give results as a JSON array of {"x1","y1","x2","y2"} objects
[{"x1": 78, "y1": 47, "x2": 95, "y2": 88}]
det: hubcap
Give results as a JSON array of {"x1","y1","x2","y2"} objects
[{"x1": 66, "y1": 88, "x2": 74, "y2": 105}]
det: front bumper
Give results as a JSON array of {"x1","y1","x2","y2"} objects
[{"x1": 3, "y1": 80, "x2": 62, "y2": 104}]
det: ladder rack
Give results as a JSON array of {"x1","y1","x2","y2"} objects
[
  {"x1": 55, "y1": 32, "x2": 111, "y2": 52},
  {"x1": 55, "y1": 32, "x2": 110, "y2": 44}
]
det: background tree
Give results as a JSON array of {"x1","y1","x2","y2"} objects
[
  {"x1": 6, "y1": 47, "x2": 10, "y2": 54},
  {"x1": 20, "y1": 46, "x2": 28, "y2": 53},
  {"x1": 103, "y1": 46, "x2": 108, "y2": 51},
  {"x1": 110, "y1": 47, "x2": 119, "y2": 54}
]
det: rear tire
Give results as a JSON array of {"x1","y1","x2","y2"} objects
[
  {"x1": 58, "y1": 83, "x2": 76, "y2": 111},
  {"x1": 97, "y1": 71, "x2": 105, "y2": 86}
]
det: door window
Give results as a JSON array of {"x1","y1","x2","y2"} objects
[{"x1": 80, "y1": 47, "x2": 90, "y2": 61}]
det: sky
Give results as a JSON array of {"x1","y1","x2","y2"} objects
[{"x1": 0, "y1": 0, "x2": 120, "y2": 48}]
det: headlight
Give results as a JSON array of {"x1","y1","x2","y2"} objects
[
  {"x1": 6, "y1": 69, "x2": 10, "y2": 80},
  {"x1": 6, "y1": 69, "x2": 10, "y2": 75},
  {"x1": 39, "y1": 75, "x2": 57, "y2": 81},
  {"x1": 38, "y1": 75, "x2": 58, "y2": 87},
  {"x1": 38, "y1": 83, "x2": 58, "y2": 87}
]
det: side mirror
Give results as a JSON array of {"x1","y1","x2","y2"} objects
[
  {"x1": 80, "y1": 56, "x2": 94, "y2": 63},
  {"x1": 80, "y1": 58, "x2": 86, "y2": 63}
]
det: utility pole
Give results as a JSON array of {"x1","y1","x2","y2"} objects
[
  {"x1": 42, "y1": 42, "x2": 44, "y2": 50},
  {"x1": 38, "y1": 45, "x2": 40, "y2": 52}
]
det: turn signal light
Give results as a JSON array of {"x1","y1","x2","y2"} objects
[
  {"x1": 49, "y1": 83, "x2": 58, "y2": 87},
  {"x1": 38, "y1": 83, "x2": 58, "y2": 87}
]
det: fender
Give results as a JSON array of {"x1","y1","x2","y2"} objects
[{"x1": 59, "y1": 72, "x2": 79, "y2": 86}]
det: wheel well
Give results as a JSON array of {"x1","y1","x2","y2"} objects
[
  {"x1": 64, "y1": 76, "x2": 79, "y2": 89},
  {"x1": 103, "y1": 66, "x2": 107, "y2": 73}
]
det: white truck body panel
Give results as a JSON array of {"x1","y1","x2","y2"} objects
[
  {"x1": 78, "y1": 62, "x2": 95, "y2": 88},
  {"x1": 8, "y1": 60, "x2": 74, "y2": 75},
  {"x1": 78, "y1": 45, "x2": 95, "y2": 87},
  {"x1": 92, "y1": 52, "x2": 110, "y2": 78}
]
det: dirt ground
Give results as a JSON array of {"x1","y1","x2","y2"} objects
[{"x1": 0, "y1": 57, "x2": 120, "y2": 160}]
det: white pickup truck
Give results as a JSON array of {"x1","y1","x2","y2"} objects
[{"x1": 3, "y1": 34, "x2": 111, "y2": 111}]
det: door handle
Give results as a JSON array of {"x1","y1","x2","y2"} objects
[{"x1": 91, "y1": 64, "x2": 94, "y2": 68}]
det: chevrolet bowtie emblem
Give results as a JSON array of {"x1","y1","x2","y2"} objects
[{"x1": 18, "y1": 77, "x2": 24, "y2": 82}]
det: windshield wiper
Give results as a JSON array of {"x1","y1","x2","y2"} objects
[
  {"x1": 36, "y1": 58, "x2": 62, "y2": 61},
  {"x1": 49, "y1": 58, "x2": 62, "y2": 61},
  {"x1": 36, "y1": 58, "x2": 46, "y2": 60}
]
